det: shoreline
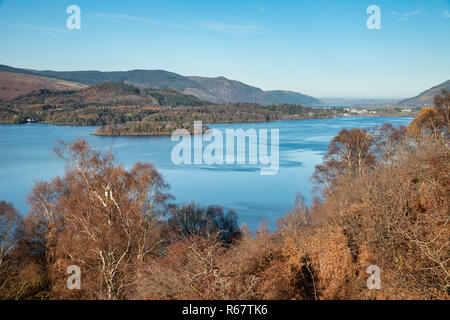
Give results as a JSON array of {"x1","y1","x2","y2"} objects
[{"x1": 0, "y1": 114, "x2": 416, "y2": 137}]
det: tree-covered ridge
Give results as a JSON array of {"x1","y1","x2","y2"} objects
[
  {"x1": 93, "y1": 121, "x2": 209, "y2": 137},
  {"x1": 93, "y1": 103, "x2": 343, "y2": 136},
  {"x1": 3, "y1": 82, "x2": 209, "y2": 108},
  {"x1": 0, "y1": 82, "x2": 210, "y2": 126},
  {"x1": 0, "y1": 81, "x2": 345, "y2": 133}
]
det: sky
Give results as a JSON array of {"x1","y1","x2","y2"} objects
[{"x1": 0, "y1": 0, "x2": 449, "y2": 99}]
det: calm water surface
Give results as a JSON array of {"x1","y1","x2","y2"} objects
[{"x1": 0, "y1": 117, "x2": 412, "y2": 230}]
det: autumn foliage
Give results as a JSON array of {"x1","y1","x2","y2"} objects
[{"x1": 0, "y1": 90, "x2": 448, "y2": 300}]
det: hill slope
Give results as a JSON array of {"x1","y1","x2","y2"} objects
[
  {"x1": 6, "y1": 82, "x2": 209, "y2": 108},
  {"x1": 398, "y1": 80, "x2": 450, "y2": 107},
  {"x1": 0, "y1": 65, "x2": 322, "y2": 106},
  {"x1": 0, "y1": 71, "x2": 87, "y2": 101},
  {"x1": 186, "y1": 76, "x2": 321, "y2": 106}
]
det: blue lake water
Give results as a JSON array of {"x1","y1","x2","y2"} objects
[{"x1": 0, "y1": 116, "x2": 412, "y2": 230}]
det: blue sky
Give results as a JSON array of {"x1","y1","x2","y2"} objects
[{"x1": 0, "y1": 0, "x2": 449, "y2": 99}]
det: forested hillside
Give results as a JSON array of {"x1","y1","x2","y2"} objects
[
  {"x1": 0, "y1": 82, "x2": 210, "y2": 126},
  {"x1": 0, "y1": 81, "x2": 343, "y2": 134}
]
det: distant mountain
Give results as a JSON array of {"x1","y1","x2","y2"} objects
[
  {"x1": 262, "y1": 90, "x2": 321, "y2": 106},
  {"x1": 187, "y1": 76, "x2": 321, "y2": 105},
  {"x1": 0, "y1": 65, "x2": 322, "y2": 106},
  {"x1": 186, "y1": 76, "x2": 263, "y2": 104},
  {"x1": 398, "y1": 80, "x2": 450, "y2": 107}
]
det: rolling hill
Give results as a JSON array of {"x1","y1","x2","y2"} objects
[
  {"x1": 398, "y1": 80, "x2": 450, "y2": 107},
  {"x1": 0, "y1": 71, "x2": 87, "y2": 101},
  {"x1": 0, "y1": 65, "x2": 322, "y2": 106},
  {"x1": 186, "y1": 76, "x2": 321, "y2": 105},
  {"x1": 6, "y1": 82, "x2": 209, "y2": 108}
]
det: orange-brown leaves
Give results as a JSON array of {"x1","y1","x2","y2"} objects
[{"x1": 27, "y1": 139, "x2": 171, "y2": 299}]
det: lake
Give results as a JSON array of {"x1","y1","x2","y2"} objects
[{"x1": 0, "y1": 116, "x2": 413, "y2": 230}]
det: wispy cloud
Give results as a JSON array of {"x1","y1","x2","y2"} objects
[
  {"x1": 443, "y1": 10, "x2": 450, "y2": 18},
  {"x1": 398, "y1": 10, "x2": 422, "y2": 22},
  {"x1": 200, "y1": 20, "x2": 265, "y2": 34},
  {"x1": 12, "y1": 24, "x2": 68, "y2": 33},
  {"x1": 91, "y1": 13, "x2": 190, "y2": 29}
]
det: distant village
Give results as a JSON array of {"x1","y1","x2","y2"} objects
[{"x1": 340, "y1": 107, "x2": 414, "y2": 117}]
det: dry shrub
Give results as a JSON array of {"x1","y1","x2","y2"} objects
[
  {"x1": 134, "y1": 236, "x2": 230, "y2": 300},
  {"x1": 305, "y1": 141, "x2": 449, "y2": 299}
]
